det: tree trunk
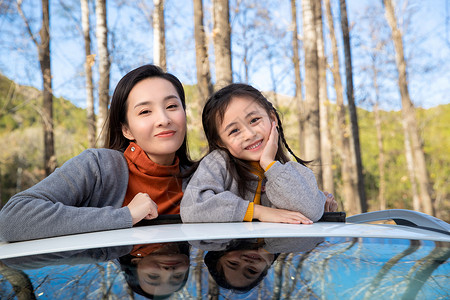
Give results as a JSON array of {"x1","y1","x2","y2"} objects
[
  {"x1": 96, "y1": 0, "x2": 110, "y2": 147},
  {"x1": 193, "y1": 0, "x2": 213, "y2": 105},
  {"x1": 212, "y1": 0, "x2": 232, "y2": 89},
  {"x1": 402, "y1": 117, "x2": 421, "y2": 211},
  {"x1": 373, "y1": 103, "x2": 386, "y2": 210},
  {"x1": 315, "y1": 0, "x2": 333, "y2": 193},
  {"x1": 290, "y1": 0, "x2": 306, "y2": 156},
  {"x1": 339, "y1": 0, "x2": 366, "y2": 213},
  {"x1": 301, "y1": 0, "x2": 322, "y2": 185},
  {"x1": 81, "y1": 0, "x2": 96, "y2": 148},
  {"x1": 383, "y1": 0, "x2": 434, "y2": 215},
  {"x1": 324, "y1": 0, "x2": 354, "y2": 212},
  {"x1": 153, "y1": 0, "x2": 166, "y2": 71}
]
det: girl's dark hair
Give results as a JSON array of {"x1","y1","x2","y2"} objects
[
  {"x1": 202, "y1": 83, "x2": 308, "y2": 197},
  {"x1": 105, "y1": 64, "x2": 193, "y2": 169},
  {"x1": 204, "y1": 240, "x2": 278, "y2": 293}
]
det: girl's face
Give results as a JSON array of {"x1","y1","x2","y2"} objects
[
  {"x1": 122, "y1": 77, "x2": 186, "y2": 165},
  {"x1": 218, "y1": 96, "x2": 273, "y2": 162},
  {"x1": 218, "y1": 249, "x2": 274, "y2": 288}
]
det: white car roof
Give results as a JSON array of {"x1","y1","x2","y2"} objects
[{"x1": 1, "y1": 209, "x2": 449, "y2": 259}]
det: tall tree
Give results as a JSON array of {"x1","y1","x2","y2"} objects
[
  {"x1": 81, "y1": 0, "x2": 96, "y2": 148},
  {"x1": 301, "y1": 0, "x2": 322, "y2": 186},
  {"x1": 290, "y1": 0, "x2": 306, "y2": 156},
  {"x1": 339, "y1": 0, "x2": 366, "y2": 213},
  {"x1": 96, "y1": 0, "x2": 110, "y2": 147},
  {"x1": 193, "y1": 0, "x2": 213, "y2": 104},
  {"x1": 383, "y1": 0, "x2": 434, "y2": 215},
  {"x1": 315, "y1": 0, "x2": 334, "y2": 193},
  {"x1": 212, "y1": 0, "x2": 232, "y2": 89},
  {"x1": 324, "y1": 0, "x2": 354, "y2": 212},
  {"x1": 17, "y1": 0, "x2": 56, "y2": 176},
  {"x1": 153, "y1": 0, "x2": 166, "y2": 70}
]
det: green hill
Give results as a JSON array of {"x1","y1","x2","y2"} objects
[{"x1": 0, "y1": 74, "x2": 448, "y2": 220}]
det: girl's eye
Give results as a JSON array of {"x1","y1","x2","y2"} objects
[
  {"x1": 250, "y1": 117, "x2": 261, "y2": 124},
  {"x1": 148, "y1": 274, "x2": 159, "y2": 280},
  {"x1": 247, "y1": 268, "x2": 258, "y2": 275},
  {"x1": 229, "y1": 128, "x2": 239, "y2": 136},
  {"x1": 172, "y1": 273, "x2": 184, "y2": 280},
  {"x1": 167, "y1": 104, "x2": 178, "y2": 109}
]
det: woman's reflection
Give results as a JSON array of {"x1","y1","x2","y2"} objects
[{"x1": 120, "y1": 242, "x2": 190, "y2": 298}]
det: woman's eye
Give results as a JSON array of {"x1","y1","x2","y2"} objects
[
  {"x1": 148, "y1": 274, "x2": 159, "y2": 280},
  {"x1": 139, "y1": 109, "x2": 151, "y2": 115},
  {"x1": 247, "y1": 268, "x2": 258, "y2": 275}
]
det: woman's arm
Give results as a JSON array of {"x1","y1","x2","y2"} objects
[{"x1": 0, "y1": 149, "x2": 132, "y2": 241}]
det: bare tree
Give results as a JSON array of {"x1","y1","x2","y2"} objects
[
  {"x1": 81, "y1": 0, "x2": 96, "y2": 148},
  {"x1": 193, "y1": 0, "x2": 213, "y2": 105},
  {"x1": 301, "y1": 0, "x2": 322, "y2": 185},
  {"x1": 153, "y1": 0, "x2": 166, "y2": 70},
  {"x1": 383, "y1": 0, "x2": 434, "y2": 215},
  {"x1": 0, "y1": 261, "x2": 36, "y2": 299},
  {"x1": 316, "y1": 0, "x2": 334, "y2": 193},
  {"x1": 339, "y1": 0, "x2": 367, "y2": 213},
  {"x1": 212, "y1": 0, "x2": 232, "y2": 89},
  {"x1": 324, "y1": 0, "x2": 354, "y2": 212},
  {"x1": 95, "y1": 0, "x2": 110, "y2": 147},
  {"x1": 290, "y1": 0, "x2": 306, "y2": 156},
  {"x1": 17, "y1": 0, "x2": 56, "y2": 176}
]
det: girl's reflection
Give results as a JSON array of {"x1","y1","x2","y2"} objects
[{"x1": 204, "y1": 240, "x2": 278, "y2": 293}]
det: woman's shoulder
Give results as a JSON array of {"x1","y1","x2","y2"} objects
[{"x1": 64, "y1": 148, "x2": 127, "y2": 171}]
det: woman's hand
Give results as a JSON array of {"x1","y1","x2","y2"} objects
[
  {"x1": 127, "y1": 192, "x2": 159, "y2": 225},
  {"x1": 253, "y1": 204, "x2": 313, "y2": 224},
  {"x1": 260, "y1": 121, "x2": 279, "y2": 170},
  {"x1": 323, "y1": 191, "x2": 338, "y2": 212}
]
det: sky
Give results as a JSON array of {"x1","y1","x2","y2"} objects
[{"x1": 0, "y1": 0, "x2": 449, "y2": 112}]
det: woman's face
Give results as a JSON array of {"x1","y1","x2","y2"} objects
[
  {"x1": 122, "y1": 77, "x2": 186, "y2": 165},
  {"x1": 218, "y1": 248, "x2": 274, "y2": 288},
  {"x1": 135, "y1": 252, "x2": 190, "y2": 295}
]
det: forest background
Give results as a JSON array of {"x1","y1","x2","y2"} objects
[{"x1": 0, "y1": 0, "x2": 448, "y2": 220}]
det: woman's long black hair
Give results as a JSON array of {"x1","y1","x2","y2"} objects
[{"x1": 202, "y1": 83, "x2": 308, "y2": 197}]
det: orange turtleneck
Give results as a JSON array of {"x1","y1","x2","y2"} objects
[{"x1": 122, "y1": 142, "x2": 183, "y2": 215}]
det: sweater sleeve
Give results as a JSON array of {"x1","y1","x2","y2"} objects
[
  {"x1": 263, "y1": 161, "x2": 325, "y2": 222},
  {"x1": 0, "y1": 149, "x2": 133, "y2": 242},
  {"x1": 180, "y1": 151, "x2": 250, "y2": 223}
]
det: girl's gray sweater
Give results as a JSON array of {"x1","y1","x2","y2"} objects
[
  {"x1": 180, "y1": 150, "x2": 325, "y2": 223},
  {"x1": 0, "y1": 149, "x2": 131, "y2": 242}
]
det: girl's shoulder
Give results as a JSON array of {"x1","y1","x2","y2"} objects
[{"x1": 201, "y1": 149, "x2": 229, "y2": 165}]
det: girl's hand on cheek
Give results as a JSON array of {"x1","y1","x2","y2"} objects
[
  {"x1": 260, "y1": 121, "x2": 279, "y2": 170},
  {"x1": 253, "y1": 204, "x2": 313, "y2": 224},
  {"x1": 127, "y1": 192, "x2": 159, "y2": 225}
]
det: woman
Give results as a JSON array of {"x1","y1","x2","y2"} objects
[{"x1": 0, "y1": 65, "x2": 195, "y2": 242}]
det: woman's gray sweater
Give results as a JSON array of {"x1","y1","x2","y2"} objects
[
  {"x1": 0, "y1": 149, "x2": 132, "y2": 242},
  {"x1": 180, "y1": 150, "x2": 325, "y2": 223}
]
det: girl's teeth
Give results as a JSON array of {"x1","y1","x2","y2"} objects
[{"x1": 247, "y1": 141, "x2": 262, "y2": 150}]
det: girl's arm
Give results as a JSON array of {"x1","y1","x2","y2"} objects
[
  {"x1": 180, "y1": 151, "x2": 250, "y2": 223},
  {"x1": 263, "y1": 161, "x2": 326, "y2": 222},
  {"x1": 0, "y1": 149, "x2": 133, "y2": 242}
]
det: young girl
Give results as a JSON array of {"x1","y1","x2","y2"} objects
[
  {"x1": 0, "y1": 64, "x2": 195, "y2": 242},
  {"x1": 181, "y1": 83, "x2": 330, "y2": 224}
]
